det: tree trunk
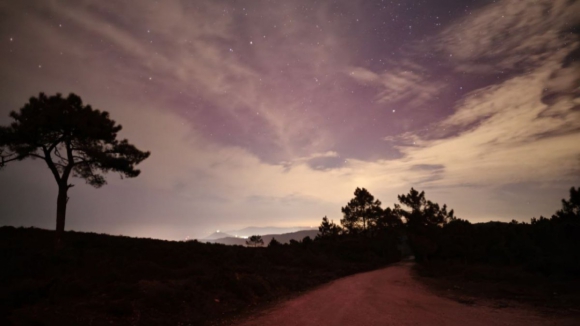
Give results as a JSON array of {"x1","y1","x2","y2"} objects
[{"x1": 55, "y1": 184, "x2": 68, "y2": 248}]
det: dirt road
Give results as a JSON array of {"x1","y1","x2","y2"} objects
[{"x1": 234, "y1": 262, "x2": 577, "y2": 326}]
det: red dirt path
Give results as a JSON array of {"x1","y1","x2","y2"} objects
[{"x1": 234, "y1": 262, "x2": 577, "y2": 326}]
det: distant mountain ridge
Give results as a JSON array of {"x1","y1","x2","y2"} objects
[
  {"x1": 223, "y1": 226, "x2": 313, "y2": 238},
  {"x1": 206, "y1": 229, "x2": 319, "y2": 246},
  {"x1": 203, "y1": 231, "x2": 233, "y2": 240}
]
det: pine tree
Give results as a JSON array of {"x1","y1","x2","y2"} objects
[
  {"x1": 340, "y1": 188, "x2": 382, "y2": 234},
  {"x1": 398, "y1": 188, "x2": 455, "y2": 232},
  {"x1": 268, "y1": 237, "x2": 281, "y2": 247},
  {"x1": 0, "y1": 93, "x2": 150, "y2": 245},
  {"x1": 317, "y1": 216, "x2": 341, "y2": 238},
  {"x1": 246, "y1": 235, "x2": 264, "y2": 247}
]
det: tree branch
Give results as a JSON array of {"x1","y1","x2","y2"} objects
[
  {"x1": 61, "y1": 139, "x2": 75, "y2": 184},
  {"x1": 0, "y1": 154, "x2": 25, "y2": 167},
  {"x1": 47, "y1": 134, "x2": 66, "y2": 153},
  {"x1": 54, "y1": 146, "x2": 69, "y2": 163},
  {"x1": 42, "y1": 146, "x2": 62, "y2": 183},
  {"x1": 73, "y1": 159, "x2": 96, "y2": 166},
  {"x1": 29, "y1": 153, "x2": 47, "y2": 160}
]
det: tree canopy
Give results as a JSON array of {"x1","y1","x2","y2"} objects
[
  {"x1": 317, "y1": 216, "x2": 341, "y2": 239},
  {"x1": 0, "y1": 93, "x2": 150, "y2": 244},
  {"x1": 553, "y1": 186, "x2": 580, "y2": 222},
  {"x1": 0, "y1": 93, "x2": 150, "y2": 186},
  {"x1": 398, "y1": 188, "x2": 455, "y2": 232},
  {"x1": 268, "y1": 237, "x2": 281, "y2": 247},
  {"x1": 340, "y1": 187, "x2": 383, "y2": 234},
  {"x1": 246, "y1": 235, "x2": 264, "y2": 247}
]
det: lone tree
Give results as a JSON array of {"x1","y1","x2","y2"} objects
[
  {"x1": 0, "y1": 93, "x2": 150, "y2": 244},
  {"x1": 246, "y1": 235, "x2": 264, "y2": 247}
]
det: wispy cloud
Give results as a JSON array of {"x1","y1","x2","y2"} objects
[
  {"x1": 436, "y1": 0, "x2": 580, "y2": 73},
  {"x1": 399, "y1": 59, "x2": 580, "y2": 187},
  {"x1": 347, "y1": 64, "x2": 444, "y2": 108}
]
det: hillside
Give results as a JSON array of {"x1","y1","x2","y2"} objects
[
  {"x1": 224, "y1": 227, "x2": 313, "y2": 238},
  {"x1": 0, "y1": 226, "x2": 400, "y2": 326},
  {"x1": 203, "y1": 231, "x2": 233, "y2": 240}
]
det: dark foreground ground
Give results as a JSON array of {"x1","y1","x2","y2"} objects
[
  {"x1": 3, "y1": 227, "x2": 579, "y2": 325},
  {"x1": 0, "y1": 227, "x2": 397, "y2": 326},
  {"x1": 415, "y1": 260, "x2": 580, "y2": 313},
  {"x1": 233, "y1": 262, "x2": 579, "y2": 326}
]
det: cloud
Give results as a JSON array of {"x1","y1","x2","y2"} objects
[
  {"x1": 410, "y1": 164, "x2": 445, "y2": 172},
  {"x1": 436, "y1": 0, "x2": 580, "y2": 73},
  {"x1": 356, "y1": 0, "x2": 580, "y2": 192},
  {"x1": 398, "y1": 56, "x2": 580, "y2": 188},
  {"x1": 540, "y1": 48, "x2": 580, "y2": 118},
  {"x1": 347, "y1": 65, "x2": 444, "y2": 108},
  {"x1": 2, "y1": 0, "x2": 359, "y2": 162}
]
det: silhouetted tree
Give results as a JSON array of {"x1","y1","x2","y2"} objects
[
  {"x1": 289, "y1": 239, "x2": 299, "y2": 245},
  {"x1": 302, "y1": 236, "x2": 313, "y2": 245},
  {"x1": 398, "y1": 188, "x2": 455, "y2": 232},
  {"x1": 397, "y1": 188, "x2": 456, "y2": 261},
  {"x1": 341, "y1": 188, "x2": 382, "y2": 234},
  {"x1": 246, "y1": 235, "x2": 264, "y2": 247},
  {"x1": 0, "y1": 93, "x2": 150, "y2": 245},
  {"x1": 553, "y1": 186, "x2": 580, "y2": 222},
  {"x1": 268, "y1": 237, "x2": 281, "y2": 247},
  {"x1": 317, "y1": 216, "x2": 341, "y2": 239},
  {"x1": 374, "y1": 205, "x2": 404, "y2": 232}
]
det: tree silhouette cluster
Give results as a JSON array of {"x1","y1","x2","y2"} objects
[
  {"x1": 317, "y1": 186, "x2": 580, "y2": 274},
  {"x1": 315, "y1": 187, "x2": 456, "y2": 261},
  {"x1": 429, "y1": 186, "x2": 580, "y2": 276},
  {"x1": 324, "y1": 187, "x2": 455, "y2": 238}
]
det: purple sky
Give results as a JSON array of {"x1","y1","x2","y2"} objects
[{"x1": 1, "y1": 0, "x2": 579, "y2": 240}]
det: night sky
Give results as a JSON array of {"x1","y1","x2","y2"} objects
[{"x1": 0, "y1": 0, "x2": 579, "y2": 240}]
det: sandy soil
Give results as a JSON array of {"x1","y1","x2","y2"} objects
[{"x1": 233, "y1": 262, "x2": 578, "y2": 326}]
